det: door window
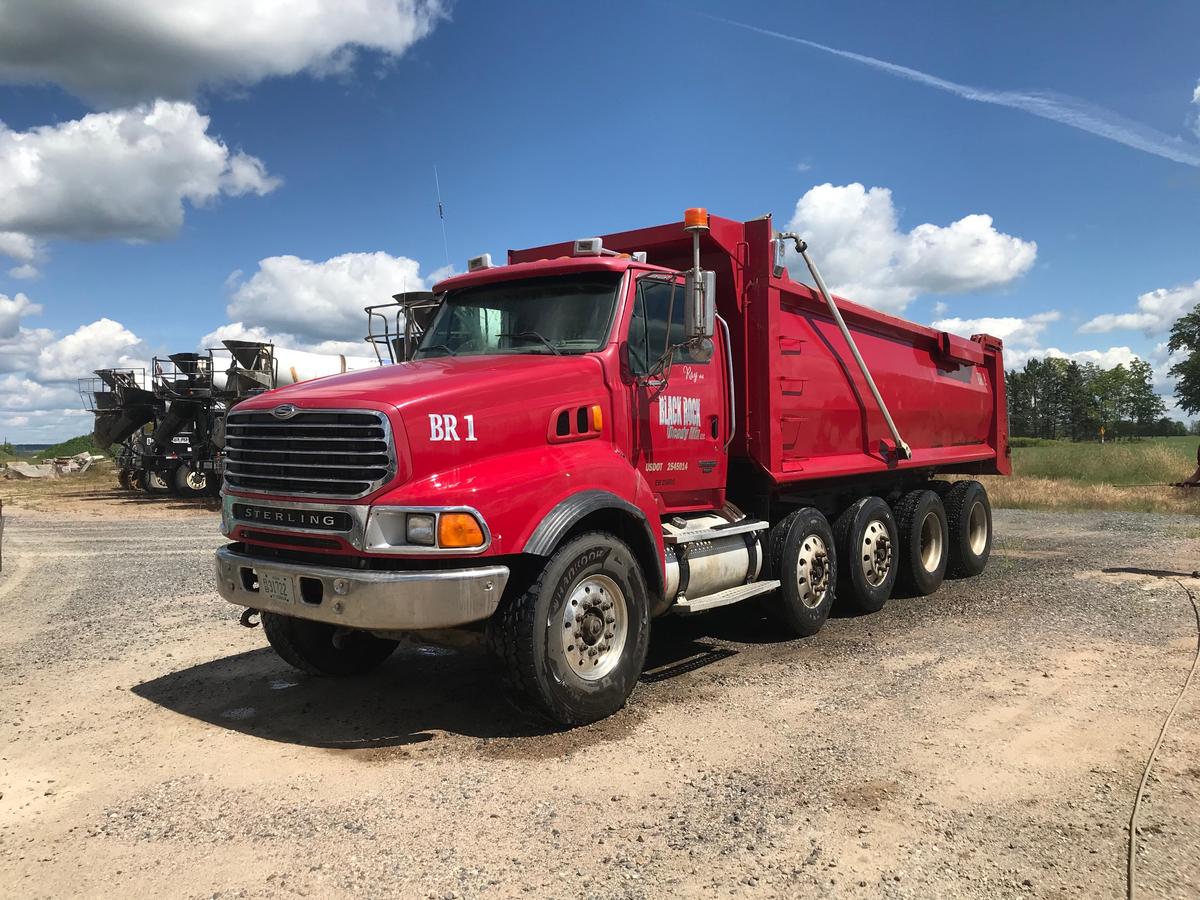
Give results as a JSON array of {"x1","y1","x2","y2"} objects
[{"x1": 628, "y1": 277, "x2": 709, "y2": 375}]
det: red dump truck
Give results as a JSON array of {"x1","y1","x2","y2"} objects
[{"x1": 214, "y1": 209, "x2": 1008, "y2": 725}]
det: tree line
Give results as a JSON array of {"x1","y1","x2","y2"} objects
[{"x1": 1005, "y1": 357, "x2": 1193, "y2": 440}]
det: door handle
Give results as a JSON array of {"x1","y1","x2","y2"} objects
[{"x1": 709, "y1": 415, "x2": 719, "y2": 439}]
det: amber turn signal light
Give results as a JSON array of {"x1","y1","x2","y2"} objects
[
  {"x1": 591, "y1": 404, "x2": 603, "y2": 431},
  {"x1": 438, "y1": 512, "x2": 485, "y2": 548}
]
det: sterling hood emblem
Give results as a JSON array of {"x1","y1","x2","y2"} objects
[{"x1": 272, "y1": 404, "x2": 299, "y2": 420}]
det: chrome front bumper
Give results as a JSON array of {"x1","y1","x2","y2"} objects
[{"x1": 214, "y1": 546, "x2": 509, "y2": 631}]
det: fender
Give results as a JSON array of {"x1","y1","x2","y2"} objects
[
  {"x1": 523, "y1": 488, "x2": 665, "y2": 602},
  {"x1": 524, "y1": 489, "x2": 652, "y2": 556}
]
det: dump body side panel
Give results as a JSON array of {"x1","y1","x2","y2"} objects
[{"x1": 740, "y1": 217, "x2": 1006, "y2": 484}]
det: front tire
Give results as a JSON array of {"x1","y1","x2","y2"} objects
[
  {"x1": 487, "y1": 532, "x2": 651, "y2": 726},
  {"x1": 894, "y1": 490, "x2": 948, "y2": 596},
  {"x1": 261, "y1": 612, "x2": 398, "y2": 676},
  {"x1": 765, "y1": 507, "x2": 836, "y2": 636},
  {"x1": 833, "y1": 496, "x2": 898, "y2": 613}
]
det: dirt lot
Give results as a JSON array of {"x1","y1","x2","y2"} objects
[{"x1": 2, "y1": 485, "x2": 1199, "y2": 898}]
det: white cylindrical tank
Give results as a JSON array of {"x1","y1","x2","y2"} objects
[{"x1": 271, "y1": 346, "x2": 378, "y2": 385}]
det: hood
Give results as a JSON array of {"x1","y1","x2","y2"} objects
[
  {"x1": 241, "y1": 354, "x2": 605, "y2": 413},
  {"x1": 231, "y1": 352, "x2": 614, "y2": 500}
]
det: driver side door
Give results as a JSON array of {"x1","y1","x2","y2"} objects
[{"x1": 626, "y1": 275, "x2": 727, "y2": 511}]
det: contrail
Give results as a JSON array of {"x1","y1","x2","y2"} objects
[{"x1": 700, "y1": 13, "x2": 1200, "y2": 168}]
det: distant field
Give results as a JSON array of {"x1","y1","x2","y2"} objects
[{"x1": 981, "y1": 436, "x2": 1200, "y2": 514}]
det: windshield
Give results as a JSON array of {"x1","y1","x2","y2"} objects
[{"x1": 414, "y1": 273, "x2": 621, "y2": 358}]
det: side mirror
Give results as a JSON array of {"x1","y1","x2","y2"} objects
[
  {"x1": 683, "y1": 270, "x2": 716, "y2": 341},
  {"x1": 772, "y1": 239, "x2": 787, "y2": 278}
]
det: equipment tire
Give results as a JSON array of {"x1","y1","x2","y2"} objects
[
  {"x1": 139, "y1": 469, "x2": 170, "y2": 495},
  {"x1": 943, "y1": 480, "x2": 992, "y2": 578},
  {"x1": 261, "y1": 612, "x2": 398, "y2": 676},
  {"x1": 172, "y1": 466, "x2": 208, "y2": 498},
  {"x1": 117, "y1": 469, "x2": 133, "y2": 490},
  {"x1": 894, "y1": 490, "x2": 948, "y2": 596},
  {"x1": 832, "y1": 496, "x2": 898, "y2": 613},
  {"x1": 765, "y1": 507, "x2": 836, "y2": 636},
  {"x1": 487, "y1": 531, "x2": 650, "y2": 726}
]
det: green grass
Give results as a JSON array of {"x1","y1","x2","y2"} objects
[
  {"x1": 977, "y1": 436, "x2": 1200, "y2": 514},
  {"x1": 1011, "y1": 436, "x2": 1196, "y2": 486}
]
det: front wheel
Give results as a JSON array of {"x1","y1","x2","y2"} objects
[
  {"x1": 261, "y1": 612, "x2": 398, "y2": 676},
  {"x1": 487, "y1": 532, "x2": 651, "y2": 726}
]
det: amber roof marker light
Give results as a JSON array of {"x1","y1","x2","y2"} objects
[{"x1": 683, "y1": 207, "x2": 710, "y2": 233}]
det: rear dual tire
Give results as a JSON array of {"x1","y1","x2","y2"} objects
[
  {"x1": 943, "y1": 480, "x2": 992, "y2": 577},
  {"x1": 765, "y1": 508, "x2": 837, "y2": 636},
  {"x1": 894, "y1": 489, "x2": 949, "y2": 596},
  {"x1": 833, "y1": 496, "x2": 898, "y2": 613}
]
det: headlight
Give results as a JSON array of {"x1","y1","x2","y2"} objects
[
  {"x1": 405, "y1": 513, "x2": 436, "y2": 546},
  {"x1": 364, "y1": 506, "x2": 490, "y2": 553}
]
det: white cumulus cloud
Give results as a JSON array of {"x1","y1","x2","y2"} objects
[
  {"x1": 1078, "y1": 279, "x2": 1200, "y2": 336},
  {"x1": 223, "y1": 252, "x2": 450, "y2": 343},
  {"x1": 933, "y1": 312, "x2": 1060, "y2": 350},
  {"x1": 35, "y1": 317, "x2": 149, "y2": 382},
  {"x1": 0, "y1": 101, "x2": 278, "y2": 264},
  {"x1": 934, "y1": 310, "x2": 1138, "y2": 371},
  {"x1": 0, "y1": 292, "x2": 41, "y2": 340},
  {"x1": 0, "y1": 374, "x2": 79, "y2": 412},
  {"x1": 0, "y1": 0, "x2": 447, "y2": 105},
  {"x1": 786, "y1": 183, "x2": 1036, "y2": 313},
  {"x1": 0, "y1": 298, "x2": 152, "y2": 441}
]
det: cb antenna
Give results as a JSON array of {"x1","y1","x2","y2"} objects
[{"x1": 434, "y1": 165, "x2": 451, "y2": 269}]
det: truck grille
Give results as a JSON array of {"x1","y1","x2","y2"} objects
[{"x1": 224, "y1": 409, "x2": 394, "y2": 499}]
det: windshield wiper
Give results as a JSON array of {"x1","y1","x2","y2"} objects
[
  {"x1": 499, "y1": 331, "x2": 561, "y2": 355},
  {"x1": 418, "y1": 343, "x2": 456, "y2": 357}
]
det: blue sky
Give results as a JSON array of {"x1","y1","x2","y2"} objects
[{"x1": 1, "y1": 0, "x2": 1198, "y2": 441}]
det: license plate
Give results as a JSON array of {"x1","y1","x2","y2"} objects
[{"x1": 259, "y1": 571, "x2": 294, "y2": 605}]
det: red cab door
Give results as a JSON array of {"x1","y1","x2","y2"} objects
[{"x1": 625, "y1": 274, "x2": 727, "y2": 511}]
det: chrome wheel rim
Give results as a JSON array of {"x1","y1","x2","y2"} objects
[
  {"x1": 559, "y1": 574, "x2": 627, "y2": 681},
  {"x1": 185, "y1": 470, "x2": 206, "y2": 491},
  {"x1": 919, "y1": 511, "x2": 944, "y2": 573},
  {"x1": 796, "y1": 534, "x2": 831, "y2": 609},
  {"x1": 968, "y1": 500, "x2": 988, "y2": 555},
  {"x1": 148, "y1": 472, "x2": 167, "y2": 490},
  {"x1": 859, "y1": 519, "x2": 893, "y2": 588}
]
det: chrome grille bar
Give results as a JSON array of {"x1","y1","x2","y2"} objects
[{"x1": 224, "y1": 408, "x2": 395, "y2": 499}]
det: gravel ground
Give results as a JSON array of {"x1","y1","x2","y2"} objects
[{"x1": 1, "y1": 501, "x2": 1198, "y2": 899}]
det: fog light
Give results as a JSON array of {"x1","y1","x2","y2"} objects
[
  {"x1": 438, "y1": 513, "x2": 485, "y2": 548},
  {"x1": 406, "y1": 513, "x2": 436, "y2": 546}
]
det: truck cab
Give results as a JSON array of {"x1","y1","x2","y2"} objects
[{"x1": 215, "y1": 210, "x2": 1005, "y2": 725}]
